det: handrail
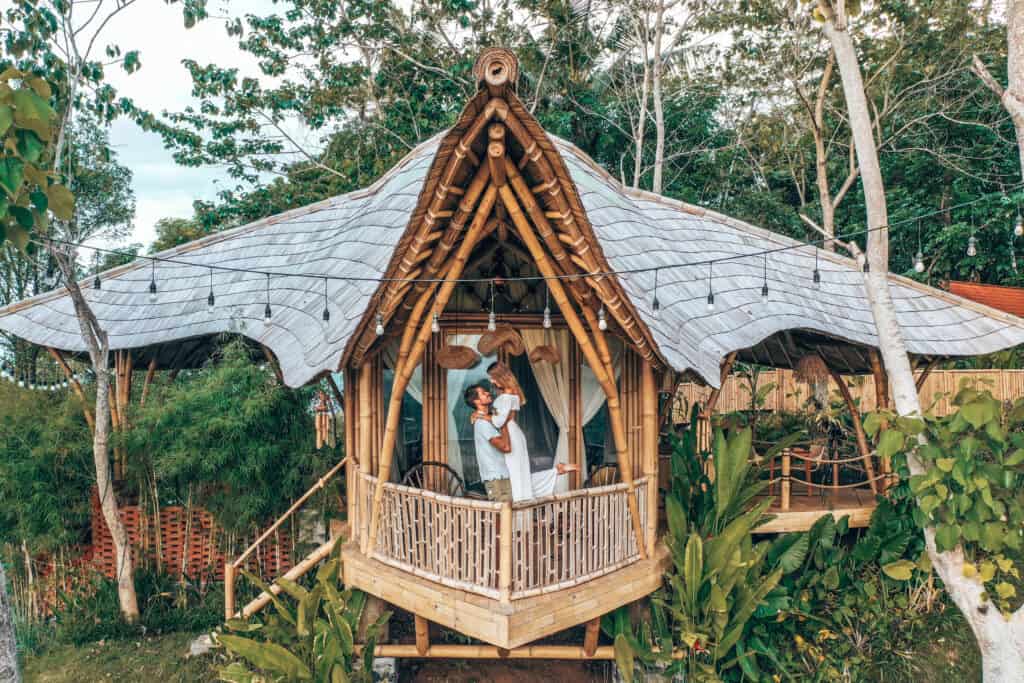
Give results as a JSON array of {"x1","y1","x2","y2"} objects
[{"x1": 232, "y1": 455, "x2": 349, "y2": 570}]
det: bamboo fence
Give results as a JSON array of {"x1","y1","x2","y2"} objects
[{"x1": 674, "y1": 368, "x2": 1024, "y2": 420}]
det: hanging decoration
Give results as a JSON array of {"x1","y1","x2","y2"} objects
[
  {"x1": 794, "y1": 353, "x2": 830, "y2": 406},
  {"x1": 478, "y1": 323, "x2": 525, "y2": 356},
  {"x1": 437, "y1": 288, "x2": 481, "y2": 370},
  {"x1": 313, "y1": 390, "x2": 335, "y2": 450},
  {"x1": 263, "y1": 273, "x2": 272, "y2": 326},
  {"x1": 706, "y1": 262, "x2": 715, "y2": 311},
  {"x1": 148, "y1": 259, "x2": 158, "y2": 302}
]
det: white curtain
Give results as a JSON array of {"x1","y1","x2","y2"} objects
[
  {"x1": 521, "y1": 329, "x2": 571, "y2": 493},
  {"x1": 444, "y1": 333, "x2": 483, "y2": 480}
]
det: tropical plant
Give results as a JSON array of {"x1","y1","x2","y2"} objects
[
  {"x1": 873, "y1": 383, "x2": 1024, "y2": 615},
  {"x1": 216, "y1": 546, "x2": 388, "y2": 683}
]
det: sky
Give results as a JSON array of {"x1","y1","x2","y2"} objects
[{"x1": 100, "y1": 0, "x2": 278, "y2": 250}]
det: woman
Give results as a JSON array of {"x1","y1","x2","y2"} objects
[{"x1": 486, "y1": 362, "x2": 577, "y2": 501}]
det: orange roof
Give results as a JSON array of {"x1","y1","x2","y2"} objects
[{"x1": 948, "y1": 281, "x2": 1024, "y2": 318}]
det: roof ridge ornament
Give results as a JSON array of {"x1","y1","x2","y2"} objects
[{"x1": 472, "y1": 47, "x2": 518, "y2": 94}]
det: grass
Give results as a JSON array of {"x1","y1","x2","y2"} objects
[{"x1": 21, "y1": 631, "x2": 222, "y2": 683}]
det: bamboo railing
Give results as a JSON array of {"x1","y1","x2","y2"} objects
[
  {"x1": 358, "y1": 473, "x2": 649, "y2": 601},
  {"x1": 224, "y1": 456, "x2": 348, "y2": 620},
  {"x1": 761, "y1": 448, "x2": 886, "y2": 511}
]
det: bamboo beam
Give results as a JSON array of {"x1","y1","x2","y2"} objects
[
  {"x1": 359, "y1": 644, "x2": 689, "y2": 660},
  {"x1": 915, "y1": 356, "x2": 941, "y2": 392},
  {"x1": 139, "y1": 357, "x2": 158, "y2": 407},
  {"x1": 826, "y1": 366, "x2": 878, "y2": 494},
  {"x1": 703, "y1": 352, "x2": 738, "y2": 418},
  {"x1": 641, "y1": 359, "x2": 658, "y2": 555},
  {"x1": 47, "y1": 347, "x2": 94, "y2": 430},
  {"x1": 498, "y1": 184, "x2": 646, "y2": 559},
  {"x1": 366, "y1": 184, "x2": 499, "y2": 554}
]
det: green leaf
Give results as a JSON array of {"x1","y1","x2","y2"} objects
[
  {"x1": 877, "y1": 429, "x2": 905, "y2": 459},
  {"x1": 224, "y1": 619, "x2": 263, "y2": 633},
  {"x1": 774, "y1": 533, "x2": 809, "y2": 573},
  {"x1": 10, "y1": 205, "x2": 33, "y2": 229},
  {"x1": 0, "y1": 157, "x2": 25, "y2": 197},
  {"x1": 0, "y1": 105, "x2": 12, "y2": 136},
  {"x1": 17, "y1": 130, "x2": 44, "y2": 163},
  {"x1": 683, "y1": 533, "x2": 703, "y2": 614},
  {"x1": 935, "y1": 524, "x2": 961, "y2": 552},
  {"x1": 218, "y1": 634, "x2": 312, "y2": 679},
  {"x1": 46, "y1": 184, "x2": 74, "y2": 221},
  {"x1": 614, "y1": 633, "x2": 635, "y2": 683},
  {"x1": 936, "y1": 458, "x2": 955, "y2": 473},
  {"x1": 665, "y1": 494, "x2": 687, "y2": 540},
  {"x1": 11, "y1": 88, "x2": 54, "y2": 139},
  {"x1": 995, "y1": 582, "x2": 1016, "y2": 600},
  {"x1": 961, "y1": 400, "x2": 995, "y2": 429},
  {"x1": 217, "y1": 661, "x2": 260, "y2": 683},
  {"x1": 29, "y1": 189, "x2": 46, "y2": 212},
  {"x1": 882, "y1": 559, "x2": 915, "y2": 581}
]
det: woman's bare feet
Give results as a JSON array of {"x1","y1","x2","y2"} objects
[{"x1": 555, "y1": 462, "x2": 581, "y2": 475}]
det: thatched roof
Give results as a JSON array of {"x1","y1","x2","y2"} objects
[{"x1": 3, "y1": 51, "x2": 1024, "y2": 388}]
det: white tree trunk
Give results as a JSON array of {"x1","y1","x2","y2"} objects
[
  {"x1": 824, "y1": 9, "x2": 1024, "y2": 680},
  {"x1": 53, "y1": 251, "x2": 140, "y2": 623},
  {"x1": 651, "y1": 0, "x2": 667, "y2": 194},
  {"x1": 0, "y1": 561, "x2": 19, "y2": 683}
]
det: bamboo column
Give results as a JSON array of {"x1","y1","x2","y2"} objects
[
  {"x1": 343, "y1": 368, "x2": 358, "y2": 536},
  {"x1": 47, "y1": 347, "x2": 94, "y2": 430},
  {"x1": 583, "y1": 617, "x2": 601, "y2": 657},
  {"x1": 640, "y1": 359, "x2": 658, "y2": 555},
  {"x1": 139, "y1": 357, "x2": 158, "y2": 407},
  {"x1": 498, "y1": 501, "x2": 512, "y2": 604},
  {"x1": 498, "y1": 184, "x2": 646, "y2": 560},
  {"x1": 358, "y1": 362, "x2": 374, "y2": 553},
  {"x1": 826, "y1": 365, "x2": 879, "y2": 494},
  {"x1": 415, "y1": 615, "x2": 430, "y2": 656},
  {"x1": 223, "y1": 563, "x2": 236, "y2": 620},
  {"x1": 366, "y1": 184, "x2": 498, "y2": 554},
  {"x1": 868, "y1": 350, "x2": 892, "y2": 491},
  {"x1": 568, "y1": 339, "x2": 582, "y2": 489},
  {"x1": 780, "y1": 453, "x2": 791, "y2": 511}
]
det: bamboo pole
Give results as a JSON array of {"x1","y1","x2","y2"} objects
[
  {"x1": 47, "y1": 347, "x2": 94, "y2": 430},
  {"x1": 343, "y1": 368, "x2": 357, "y2": 536},
  {"x1": 414, "y1": 615, "x2": 430, "y2": 656},
  {"x1": 366, "y1": 184, "x2": 499, "y2": 554},
  {"x1": 568, "y1": 338, "x2": 581, "y2": 489},
  {"x1": 139, "y1": 357, "x2": 158, "y2": 407},
  {"x1": 640, "y1": 359, "x2": 658, "y2": 555},
  {"x1": 223, "y1": 563, "x2": 236, "y2": 621},
  {"x1": 239, "y1": 537, "x2": 339, "y2": 618},
  {"x1": 498, "y1": 501, "x2": 512, "y2": 604},
  {"x1": 915, "y1": 356, "x2": 941, "y2": 392},
  {"x1": 583, "y1": 617, "x2": 601, "y2": 657},
  {"x1": 498, "y1": 184, "x2": 646, "y2": 560},
  {"x1": 868, "y1": 349, "x2": 889, "y2": 410},
  {"x1": 827, "y1": 365, "x2": 878, "y2": 494},
  {"x1": 359, "y1": 644, "x2": 690, "y2": 660},
  {"x1": 781, "y1": 453, "x2": 791, "y2": 511}
]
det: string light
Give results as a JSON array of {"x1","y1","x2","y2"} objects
[
  {"x1": 93, "y1": 252, "x2": 101, "y2": 290},
  {"x1": 914, "y1": 220, "x2": 925, "y2": 273},
  {"x1": 597, "y1": 305, "x2": 607, "y2": 331},
  {"x1": 207, "y1": 268, "x2": 216, "y2": 314},
  {"x1": 487, "y1": 280, "x2": 497, "y2": 332},
  {"x1": 542, "y1": 282, "x2": 551, "y2": 329},
  {"x1": 862, "y1": 258, "x2": 870, "y2": 273},
  {"x1": 374, "y1": 311, "x2": 385, "y2": 336},
  {"x1": 760, "y1": 254, "x2": 769, "y2": 303},
  {"x1": 967, "y1": 234, "x2": 977, "y2": 257},
  {"x1": 706, "y1": 262, "x2": 715, "y2": 311},
  {"x1": 148, "y1": 259, "x2": 158, "y2": 302},
  {"x1": 322, "y1": 278, "x2": 330, "y2": 324},
  {"x1": 431, "y1": 292, "x2": 440, "y2": 334},
  {"x1": 812, "y1": 249, "x2": 821, "y2": 285},
  {"x1": 1015, "y1": 206, "x2": 1023, "y2": 237},
  {"x1": 263, "y1": 273, "x2": 272, "y2": 326},
  {"x1": 651, "y1": 268, "x2": 661, "y2": 316}
]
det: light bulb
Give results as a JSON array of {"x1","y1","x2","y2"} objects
[
  {"x1": 17, "y1": 380, "x2": 24, "y2": 389},
  {"x1": 431, "y1": 312, "x2": 440, "y2": 334},
  {"x1": 374, "y1": 312, "x2": 384, "y2": 336},
  {"x1": 651, "y1": 295, "x2": 660, "y2": 316},
  {"x1": 597, "y1": 307, "x2": 607, "y2": 331},
  {"x1": 967, "y1": 236, "x2": 977, "y2": 257},
  {"x1": 812, "y1": 269, "x2": 821, "y2": 284},
  {"x1": 322, "y1": 307, "x2": 330, "y2": 324},
  {"x1": 914, "y1": 251, "x2": 925, "y2": 273},
  {"x1": 761, "y1": 283, "x2": 769, "y2": 303},
  {"x1": 207, "y1": 292, "x2": 216, "y2": 314},
  {"x1": 148, "y1": 280, "x2": 158, "y2": 303},
  {"x1": 707, "y1": 292, "x2": 715, "y2": 311},
  {"x1": 1015, "y1": 215, "x2": 1023, "y2": 237},
  {"x1": 93, "y1": 275, "x2": 101, "y2": 290},
  {"x1": 487, "y1": 311, "x2": 496, "y2": 332},
  {"x1": 263, "y1": 303, "x2": 272, "y2": 326},
  {"x1": 542, "y1": 306, "x2": 551, "y2": 329}
]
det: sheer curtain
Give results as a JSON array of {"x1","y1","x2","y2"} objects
[
  {"x1": 521, "y1": 329, "x2": 571, "y2": 492},
  {"x1": 580, "y1": 342, "x2": 621, "y2": 474},
  {"x1": 382, "y1": 342, "x2": 423, "y2": 478}
]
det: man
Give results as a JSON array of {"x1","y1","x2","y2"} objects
[{"x1": 464, "y1": 383, "x2": 512, "y2": 502}]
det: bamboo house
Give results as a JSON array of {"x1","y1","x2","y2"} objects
[{"x1": 4, "y1": 49, "x2": 1024, "y2": 656}]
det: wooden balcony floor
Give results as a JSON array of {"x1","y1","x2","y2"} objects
[
  {"x1": 341, "y1": 541, "x2": 670, "y2": 649},
  {"x1": 756, "y1": 488, "x2": 878, "y2": 533}
]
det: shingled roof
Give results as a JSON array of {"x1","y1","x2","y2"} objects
[{"x1": 3, "y1": 54, "x2": 1024, "y2": 388}]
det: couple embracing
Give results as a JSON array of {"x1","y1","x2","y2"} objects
[{"x1": 464, "y1": 362, "x2": 578, "y2": 503}]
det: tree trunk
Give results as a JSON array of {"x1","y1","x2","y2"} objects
[
  {"x1": 52, "y1": 250, "x2": 140, "y2": 623},
  {"x1": 824, "y1": 8, "x2": 1024, "y2": 679},
  {"x1": 0, "y1": 561, "x2": 19, "y2": 683},
  {"x1": 1010, "y1": 0, "x2": 1024, "y2": 182},
  {"x1": 651, "y1": 0, "x2": 667, "y2": 194}
]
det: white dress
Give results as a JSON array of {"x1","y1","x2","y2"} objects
[{"x1": 491, "y1": 393, "x2": 559, "y2": 502}]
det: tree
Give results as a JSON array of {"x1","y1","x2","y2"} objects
[
  {"x1": 817, "y1": 1, "x2": 1024, "y2": 678},
  {"x1": 972, "y1": 0, "x2": 1024, "y2": 182}
]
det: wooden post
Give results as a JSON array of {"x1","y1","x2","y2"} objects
[
  {"x1": 499, "y1": 185, "x2": 646, "y2": 559},
  {"x1": 499, "y1": 501, "x2": 512, "y2": 604},
  {"x1": 358, "y1": 363, "x2": 373, "y2": 552},
  {"x1": 583, "y1": 617, "x2": 600, "y2": 657},
  {"x1": 568, "y1": 338, "x2": 582, "y2": 488},
  {"x1": 47, "y1": 347, "x2": 94, "y2": 430},
  {"x1": 224, "y1": 562, "x2": 236, "y2": 620},
  {"x1": 915, "y1": 356, "x2": 941, "y2": 393},
  {"x1": 780, "y1": 453, "x2": 791, "y2": 511},
  {"x1": 414, "y1": 615, "x2": 430, "y2": 656},
  {"x1": 868, "y1": 349, "x2": 889, "y2": 410},
  {"x1": 366, "y1": 185, "x2": 498, "y2": 554},
  {"x1": 640, "y1": 360, "x2": 658, "y2": 555},
  {"x1": 343, "y1": 368, "x2": 357, "y2": 537},
  {"x1": 827, "y1": 365, "x2": 879, "y2": 494}
]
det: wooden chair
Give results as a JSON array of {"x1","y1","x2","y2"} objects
[
  {"x1": 401, "y1": 461, "x2": 466, "y2": 497},
  {"x1": 585, "y1": 463, "x2": 621, "y2": 488}
]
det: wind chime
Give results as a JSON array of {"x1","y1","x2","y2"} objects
[{"x1": 314, "y1": 389, "x2": 335, "y2": 450}]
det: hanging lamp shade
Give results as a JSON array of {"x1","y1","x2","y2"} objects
[
  {"x1": 436, "y1": 344, "x2": 481, "y2": 370},
  {"x1": 528, "y1": 345, "x2": 560, "y2": 364},
  {"x1": 478, "y1": 324, "x2": 525, "y2": 356}
]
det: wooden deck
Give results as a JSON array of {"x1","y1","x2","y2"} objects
[
  {"x1": 342, "y1": 541, "x2": 670, "y2": 649},
  {"x1": 756, "y1": 488, "x2": 878, "y2": 533}
]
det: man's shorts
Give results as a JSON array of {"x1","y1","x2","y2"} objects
[{"x1": 484, "y1": 477, "x2": 512, "y2": 502}]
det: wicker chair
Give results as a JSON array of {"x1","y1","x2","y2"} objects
[
  {"x1": 584, "y1": 463, "x2": 621, "y2": 488},
  {"x1": 401, "y1": 461, "x2": 466, "y2": 497}
]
